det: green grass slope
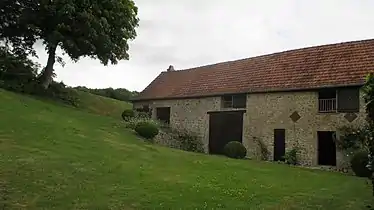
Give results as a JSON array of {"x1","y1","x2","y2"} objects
[
  {"x1": 0, "y1": 89, "x2": 372, "y2": 209},
  {"x1": 74, "y1": 89, "x2": 132, "y2": 119}
]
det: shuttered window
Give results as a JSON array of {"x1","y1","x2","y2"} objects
[{"x1": 337, "y1": 88, "x2": 360, "y2": 112}]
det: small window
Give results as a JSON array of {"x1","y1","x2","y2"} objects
[
  {"x1": 156, "y1": 107, "x2": 170, "y2": 125},
  {"x1": 337, "y1": 88, "x2": 360, "y2": 113},
  {"x1": 318, "y1": 89, "x2": 337, "y2": 113},
  {"x1": 222, "y1": 94, "x2": 246, "y2": 108}
]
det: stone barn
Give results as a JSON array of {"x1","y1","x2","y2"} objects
[{"x1": 132, "y1": 38, "x2": 374, "y2": 167}]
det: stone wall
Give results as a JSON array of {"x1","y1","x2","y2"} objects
[
  {"x1": 244, "y1": 91, "x2": 366, "y2": 166},
  {"x1": 134, "y1": 97, "x2": 222, "y2": 152},
  {"x1": 133, "y1": 90, "x2": 366, "y2": 166}
]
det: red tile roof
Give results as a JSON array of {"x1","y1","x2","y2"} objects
[{"x1": 134, "y1": 39, "x2": 374, "y2": 101}]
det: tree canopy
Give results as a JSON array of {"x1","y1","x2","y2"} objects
[{"x1": 0, "y1": 0, "x2": 139, "y2": 88}]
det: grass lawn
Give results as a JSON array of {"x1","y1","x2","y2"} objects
[{"x1": 0, "y1": 89, "x2": 372, "y2": 209}]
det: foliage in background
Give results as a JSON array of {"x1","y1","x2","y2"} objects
[
  {"x1": 284, "y1": 147, "x2": 299, "y2": 165},
  {"x1": 336, "y1": 125, "x2": 369, "y2": 154},
  {"x1": 0, "y1": 46, "x2": 79, "y2": 106},
  {"x1": 0, "y1": 46, "x2": 38, "y2": 90},
  {"x1": 0, "y1": 0, "x2": 139, "y2": 88},
  {"x1": 75, "y1": 86, "x2": 139, "y2": 102},
  {"x1": 253, "y1": 137, "x2": 270, "y2": 161},
  {"x1": 223, "y1": 141, "x2": 247, "y2": 159},
  {"x1": 362, "y1": 73, "x2": 374, "y2": 196}
]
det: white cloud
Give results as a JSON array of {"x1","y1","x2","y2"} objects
[{"x1": 32, "y1": 0, "x2": 374, "y2": 91}]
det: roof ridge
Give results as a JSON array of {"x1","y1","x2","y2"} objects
[{"x1": 172, "y1": 38, "x2": 374, "y2": 73}]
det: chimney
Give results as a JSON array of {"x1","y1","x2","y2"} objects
[{"x1": 167, "y1": 65, "x2": 175, "y2": 72}]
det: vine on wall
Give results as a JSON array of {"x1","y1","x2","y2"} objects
[{"x1": 362, "y1": 73, "x2": 374, "y2": 196}]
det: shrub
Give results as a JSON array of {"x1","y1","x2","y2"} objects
[
  {"x1": 135, "y1": 121, "x2": 159, "y2": 140},
  {"x1": 122, "y1": 109, "x2": 135, "y2": 121},
  {"x1": 136, "y1": 111, "x2": 150, "y2": 119},
  {"x1": 336, "y1": 126, "x2": 368, "y2": 153},
  {"x1": 125, "y1": 117, "x2": 160, "y2": 130},
  {"x1": 350, "y1": 151, "x2": 371, "y2": 178},
  {"x1": 223, "y1": 141, "x2": 247, "y2": 159},
  {"x1": 284, "y1": 148, "x2": 299, "y2": 165}
]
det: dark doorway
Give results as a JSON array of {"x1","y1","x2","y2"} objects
[
  {"x1": 274, "y1": 129, "x2": 286, "y2": 161},
  {"x1": 318, "y1": 131, "x2": 337, "y2": 166},
  {"x1": 156, "y1": 107, "x2": 170, "y2": 125},
  {"x1": 208, "y1": 111, "x2": 244, "y2": 155}
]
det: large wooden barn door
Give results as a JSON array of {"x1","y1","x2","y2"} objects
[{"x1": 208, "y1": 111, "x2": 244, "y2": 155}]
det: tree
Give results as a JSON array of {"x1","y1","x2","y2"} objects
[
  {"x1": 363, "y1": 73, "x2": 374, "y2": 196},
  {"x1": 0, "y1": 0, "x2": 139, "y2": 88},
  {"x1": 0, "y1": 46, "x2": 39, "y2": 83}
]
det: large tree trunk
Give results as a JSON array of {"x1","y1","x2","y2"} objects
[{"x1": 38, "y1": 45, "x2": 57, "y2": 89}]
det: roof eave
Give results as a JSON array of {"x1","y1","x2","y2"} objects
[{"x1": 131, "y1": 83, "x2": 365, "y2": 102}]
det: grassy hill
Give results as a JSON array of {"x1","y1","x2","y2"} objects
[
  {"x1": 0, "y1": 89, "x2": 372, "y2": 209},
  {"x1": 73, "y1": 89, "x2": 132, "y2": 119}
]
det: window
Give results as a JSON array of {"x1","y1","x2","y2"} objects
[
  {"x1": 337, "y1": 88, "x2": 359, "y2": 112},
  {"x1": 318, "y1": 89, "x2": 337, "y2": 113},
  {"x1": 318, "y1": 87, "x2": 359, "y2": 113},
  {"x1": 222, "y1": 94, "x2": 246, "y2": 108},
  {"x1": 156, "y1": 107, "x2": 170, "y2": 124}
]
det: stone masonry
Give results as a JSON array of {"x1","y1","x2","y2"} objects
[{"x1": 133, "y1": 90, "x2": 366, "y2": 167}]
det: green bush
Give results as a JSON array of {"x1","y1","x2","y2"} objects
[
  {"x1": 284, "y1": 148, "x2": 299, "y2": 165},
  {"x1": 121, "y1": 109, "x2": 135, "y2": 121},
  {"x1": 223, "y1": 141, "x2": 247, "y2": 159},
  {"x1": 350, "y1": 151, "x2": 371, "y2": 178},
  {"x1": 124, "y1": 118, "x2": 160, "y2": 130},
  {"x1": 135, "y1": 121, "x2": 159, "y2": 140}
]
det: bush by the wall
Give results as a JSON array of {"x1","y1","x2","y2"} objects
[
  {"x1": 135, "y1": 121, "x2": 159, "y2": 140},
  {"x1": 122, "y1": 109, "x2": 135, "y2": 121},
  {"x1": 284, "y1": 148, "x2": 299, "y2": 165},
  {"x1": 350, "y1": 150, "x2": 371, "y2": 178},
  {"x1": 223, "y1": 141, "x2": 247, "y2": 159}
]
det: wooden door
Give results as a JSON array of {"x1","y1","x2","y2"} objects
[
  {"x1": 274, "y1": 129, "x2": 285, "y2": 161},
  {"x1": 208, "y1": 111, "x2": 244, "y2": 155}
]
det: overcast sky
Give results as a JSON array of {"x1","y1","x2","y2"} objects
[{"x1": 32, "y1": 0, "x2": 374, "y2": 91}]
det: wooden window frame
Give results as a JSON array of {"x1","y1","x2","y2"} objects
[{"x1": 222, "y1": 94, "x2": 246, "y2": 109}]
